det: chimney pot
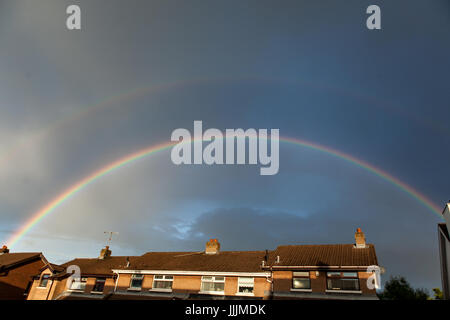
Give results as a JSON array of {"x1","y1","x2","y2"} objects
[
  {"x1": 0, "y1": 245, "x2": 9, "y2": 255},
  {"x1": 355, "y1": 228, "x2": 367, "y2": 248},
  {"x1": 99, "y1": 246, "x2": 112, "y2": 259},
  {"x1": 205, "y1": 238, "x2": 220, "y2": 255}
]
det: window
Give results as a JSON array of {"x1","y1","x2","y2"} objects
[
  {"x1": 292, "y1": 271, "x2": 311, "y2": 290},
  {"x1": 129, "y1": 274, "x2": 144, "y2": 290},
  {"x1": 70, "y1": 277, "x2": 87, "y2": 291},
  {"x1": 39, "y1": 274, "x2": 50, "y2": 287},
  {"x1": 237, "y1": 277, "x2": 254, "y2": 294},
  {"x1": 200, "y1": 276, "x2": 225, "y2": 293},
  {"x1": 326, "y1": 272, "x2": 360, "y2": 291},
  {"x1": 152, "y1": 275, "x2": 173, "y2": 290},
  {"x1": 92, "y1": 277, "x2": 106, "y2": 293}
]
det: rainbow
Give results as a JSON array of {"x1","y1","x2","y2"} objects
[{"x1": 5, "y1": 136, "x2": 443, "y2": 248}]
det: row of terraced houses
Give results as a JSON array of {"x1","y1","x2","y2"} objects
[
  {"x1": 3, "y1": 202, "x2": 450, "y2": 300},
  {"x1": 0, "y1": 228, "x2": 382, "y2": 300}
]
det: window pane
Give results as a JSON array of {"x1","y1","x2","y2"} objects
[
  {"x1": 213, "y1": 282, "x2": 225, "y2": 291},
  {"x1": 130, "y1": 278, "x2": 143, "y2": 289},
  {"x1": 343, "y1": 272, "x2": 358, "y2": 277},
  {"x1": 215, "y1": 277, "x2": 225, "y2": 281},
  {"x1": 202, "y1": 276, "x2": 213, "y2": 281},
  {"x1": 327, "y1": 278, "x2": 340, "y2": 290},
  {"x1": 201, "y1": 281, "x2": 224, "y2": 292},
  {"x1": 293, "y1": 278, "x2": 311, "y2": 289},
  {"x1": 93, "y1": 278, "x2": 105, "y2": 292},
  {"x1": 341, "y1": 279, "x2": 360, "y2": 291},
  {"x1": 327, "y1": 278, "x2": 359, "y2": 291},
  {"x1": 154, "y1": 280, "x2": 172, "y2": 289},
  {"x1": 165, "y1": 275, "x2": 173, "y2": 280},
  {"x1": 154, "y1": 275, "x2": 163, "y2": 280},
  {"x1": 238, "y1": 277, "x2": 254, "y2": 284},
  {"x1": 239, "y1": 286, "x2": 254, "y2": 293},
  {"x1": 293, "y1": 272, "x2": 309, "y2": 277},
  {"x1": 327, "y1": 272, "x2": 341, "y2": 277},
  {"x1": 39, "y1": 275, "x2": 50, "y2": 287},
  {"x1": 238, "y1": 277, "x2": 254, "y2": 293},
  {"x1": 201, "y1": 281, "x2": 214, "y2": 292}
]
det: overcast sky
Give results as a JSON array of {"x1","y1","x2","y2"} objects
[{"x1": 1, "y1": 0, "x2": 449, "y2": 291}]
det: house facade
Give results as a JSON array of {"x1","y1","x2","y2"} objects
[
  {"x1": 27, "y1": 229, "x2": 380, "y2": 300},
  {"x1": 0, "y1": 246, "x2": 49, "y2": 300}
]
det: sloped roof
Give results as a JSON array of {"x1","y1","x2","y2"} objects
[
  {"x1": 60, "y1": 256, "x2": 136, "y2": 276},
  {"x1": 0, "y1": 252, "x2": 42, "y2": 271},
  {"x1": 53, "y1": 242, "x2": 379, "y2": 276},
  {"x1": 268, "y1": 244, "x2": 378, "y2": 267},
  {"x1": 128, "y1": 251, "x2": 268, "y2": 273}
]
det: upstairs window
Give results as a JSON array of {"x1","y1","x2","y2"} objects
[
  {"x1": 152, "y1": 275, "x2": 173, "y2": 290},
  {"x1": 70, "y1": 277, "x2": 87, "y2": 291},
  {"x1": 92, "y1": 277, "x2": 106, "y2": 293},
  {"x1": 326, "y1": 272, "x2": 360, "y2": 291},
  {"x1": 39, "y1": 274, "x2": 50, "y2": 287},
  {"x1": 237, "y1": 277, "x2": 254, "y2": 294},
  {"x1": 201, "y1": 276, "x2": 225, "y2": 293},
  {"x1": 292, "y1": 271, "x2": 311, "y2": 290},
  {"x1": 129, "y1": 274, "x2": 144, "y2": 290}
]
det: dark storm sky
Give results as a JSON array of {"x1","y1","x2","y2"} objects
[{"x1": 0, "y1": 0, "x2": 449, "y2": 290}]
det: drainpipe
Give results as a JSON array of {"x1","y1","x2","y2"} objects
[
  {"x1": 263, "y1": 262, "x2": 274, "y2": 299},
  {"x1": 269, "y1": 265, "x2": 274, "y2": 300},
  {"x1": 114, "y1": 272, "x2": 120, "y2": 292}
]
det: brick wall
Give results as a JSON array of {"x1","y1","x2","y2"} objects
[{"x1": 272, "y1": 269, "x2": 377, "y2": 299}]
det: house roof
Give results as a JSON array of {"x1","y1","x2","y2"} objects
[
  {"x1": 53, "y1": 243, "x2": 378, "y2": 276},
  {"x1": 268, "y1": 244, "x2": 378, "y2": 267},
  {"x1": 60, "y1": 256, "x2": 135, "y2": 276},
  {"x1": 39, "y1": 262, "x2": 65, "y2": 273},
  {"x1": 128, "y1": 250, "x2": 268, "y2": 273},
  {"x1": 0, "y1": 252, "x2": 42, "y2": 271}
]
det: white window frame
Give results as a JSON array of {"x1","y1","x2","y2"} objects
[
  {"x1": 151, "y1": 275, "x2": 174, "y2": 292},
  {"x1": 69, "y1": 277, "x2": 87, "y2": 291},
  {"x1": 37, "y1": 274, "x2": 50, "y2": 288},
  {"x1": 291, "y1": 271, "x2": 312, "y2": 292},
  {"x1": 128, "y1": 274, "x2": 144, "y2": 291},
  {"x1": 326, "y1": 271, "x2": 361, "y2": 292},
  {"x1": 91, "y1": 277, "x2": 106, "y2": 294},
  {"x1": 200, "y1": 276, "x2": 225, "y2": 295},
  {"x1": 236, "y1": 277, "x2": 254, "y2": 296}
]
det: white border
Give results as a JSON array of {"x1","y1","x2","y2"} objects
[{"x1": 113, "y1": 270, "x2": 271, "y2": 277}]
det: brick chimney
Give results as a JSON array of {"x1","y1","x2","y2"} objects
[
  {"x1": 354, "y1": 228, "x2": 367, "y2": 248},
  {"x1": 205, "y1": 239, "x2": 220, "y2": 255},
  {"x1": 99, "y1": 246, "x2": 111, "y2": 259},
  {"x1": 0, "y1": 245, "x2": 9, "y2": 255}
]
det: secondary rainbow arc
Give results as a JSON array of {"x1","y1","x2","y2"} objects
[{"x1": 5, "y1": 136, "x2": 442, "y2": 248}]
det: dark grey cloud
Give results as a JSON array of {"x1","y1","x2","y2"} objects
[{"x1": 0, "y1": 0, "x2": 449, "y2": 292}]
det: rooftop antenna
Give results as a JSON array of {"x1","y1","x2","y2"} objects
[{"x1": 104, "y1": 231, "x2": 119, "y2": 246}]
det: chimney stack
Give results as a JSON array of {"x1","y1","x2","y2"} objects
[
  {"x1": 205, "y1": 239, "x2": 220, "y2": 255},
  {"x1": 99, "y1": 245, "x2": 112, "y2": 259},
  {"x1": 0, "y1": 245, "x2": 9, "y2": 255},
  {"x1": 354, "y1": 228, "x2": 367, "y2": 248}
]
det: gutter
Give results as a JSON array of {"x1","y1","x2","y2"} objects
[{"x1": 263, "y1": 265, "x2": 376, "y2": 270}]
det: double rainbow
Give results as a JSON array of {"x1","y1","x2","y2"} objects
[{"x1": 5, "y1": 136, "x2": 442, "y2": 248}]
